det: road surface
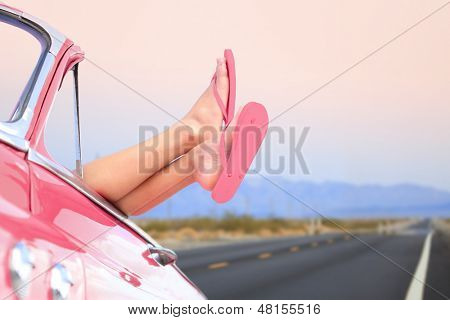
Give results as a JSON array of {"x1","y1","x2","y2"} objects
[{"x1": 177, "y1": 220, "x2": 450, "y2": 299}]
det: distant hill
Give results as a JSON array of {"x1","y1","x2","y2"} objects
[{"x1": 134, "y1": 176, "x2": 450, "y2": 219}]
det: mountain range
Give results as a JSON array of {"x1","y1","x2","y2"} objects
[{"x1": 135, "y1": 176, "x2": 450, "y2": 219}]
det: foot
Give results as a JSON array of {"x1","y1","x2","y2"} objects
[
  {"x1": 182, "y1": 56, "x2": 229, "y2": 143},
  {"x1": 190, "y1": 107, "x2": 240, "y2": 190},
  {"x1": 192, "y1": 140, "x2": 222, "y2": 191}
]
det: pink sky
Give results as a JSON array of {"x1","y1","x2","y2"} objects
[{"x1": 2, "y1": 0, "x2": 450, "y2": 190}]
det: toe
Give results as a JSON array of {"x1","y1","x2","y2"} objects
[
  {"x1": 216, "y1": 57, "x2": 227, "y2": 77},
  {"x1": 215, "y1": 57, "x2": 229, "y2": 104}
]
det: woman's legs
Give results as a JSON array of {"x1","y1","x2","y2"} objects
[
  {"x1": 114, "y1": 138, "x2": 227, "y2": 216},
  {"x1": 82, "y1": 121, "x2": 200, "y2": 202},
  {"x1": 114, "y1": 147, "x2": 197, "y2": 215},
  {"x1": 115, "y1": 107, "x2": 237, "y2": 216},
  {"x1": 82, "y1": 58, "x2": 229, "y2": 202}
]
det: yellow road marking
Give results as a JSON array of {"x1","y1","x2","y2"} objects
[
  {"x1": 327, "y1": 239, "x2": 334, "y2": 244},
  {"x1": 290, "y1": 246, "x2": 300, "y2": 252},
  {"x1": 311, "y1": 242, "x2": 319, "y2": 248},
  {"x1": 208, "y1": 262, "x2": 229, "y2": 270},
  {"x1": 258, "y1": 252, "x2": 272, "y2": 259}
]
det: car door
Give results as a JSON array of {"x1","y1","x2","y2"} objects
[{"x1": 25, "y1": 37, "x2": 204, "y2": 298}]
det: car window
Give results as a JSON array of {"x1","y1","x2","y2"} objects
[
  {"x1": 44, "y1": 71, "x2": 78, "y2": 172},
  {"x1": 0, "y1": 14, "x2": 43, "y2": 121}
]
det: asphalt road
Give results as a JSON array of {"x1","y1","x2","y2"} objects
[{"x1": 177, "y1": 220, "x2": 450, "y2": 299}]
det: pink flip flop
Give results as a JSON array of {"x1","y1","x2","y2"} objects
[{"x1": 210, "y1": 50, "x2": 269, "y2": 203}]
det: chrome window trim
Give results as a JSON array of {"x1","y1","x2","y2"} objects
[
  {"x1": 0, "y1": 54, "x2": 55, "y2": 137},
  {"x1": 27, "y1": 148, "x2": 162, "y2": 248},
  {"x1": 72, "y1": 65, "x2": 83, "y2": 177},
  {"x1": 0, "y1": 6, "x2": 67, "y2": 139},
  {"x1": 0, "y1": 129, "x2": 29, "y2": 152},
  {"x1": 0, "y1": 4, "x2": 21, "y2": 16},
  {"x1": 21, "y1": 12, "x2": 66, "y2": 55},
  {"x1": 0, "y1": 5, "x2": 65, "y2": 55}
]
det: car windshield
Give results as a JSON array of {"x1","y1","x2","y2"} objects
[{"x1": 0, "y1": 11, "x2": 47, "y2": 122}]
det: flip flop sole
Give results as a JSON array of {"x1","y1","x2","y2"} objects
[{"x1": 212, "y1": 102, "x2": 268, "y2": 203}]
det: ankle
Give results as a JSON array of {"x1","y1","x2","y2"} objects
[
  {"x1": 180, "y1": 116, "x2": 221, "y2": 147},
  {"x1": 173, "y1": 120, "x2": 200, "y2": 151}
]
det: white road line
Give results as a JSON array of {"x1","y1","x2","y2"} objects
[{"x1": 405, "y1": 231, "x2": 434, "y2": 300}]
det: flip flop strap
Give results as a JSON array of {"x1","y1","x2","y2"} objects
[{"x1": 211, "y1": 73, "x2": 229, "y2": 125}]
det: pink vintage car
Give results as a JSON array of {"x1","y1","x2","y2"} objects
[{"x1": 0, "y1": 4, "x2": 204, "y2": 299}]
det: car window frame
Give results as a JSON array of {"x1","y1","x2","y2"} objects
[
  {"x1": 44, "y1": 63, "x2": 83, "y2": 177},
  {"x1": 0, "y1": 9, "x2": 49, "y2": 123}
]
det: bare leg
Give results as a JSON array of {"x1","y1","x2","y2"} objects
[
  {"x1": 115, "y1": 139, "x2": 225, "y2": 216},
  {"x1": 115, "y1": 109, "x2": 238, "y2": 216},
  {"x1": 114, "y1": 146, "x2": 197, "y2": 215},
  {"x1": 83, "y1": 122, "x2": 197, "y2": 202},
  {"x1": 82, "y1": 57, "x2": 229, "y2": 202}
]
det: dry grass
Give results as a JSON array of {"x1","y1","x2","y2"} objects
[
  {"x1": 135, "y1": 214, "x2": 406, "y2": 242},
  {"x1": 321, "y1": 218, "x2": 403, "y2": 231},
  {"x1": 136, "y1": 214, "x2": 309, "y2": 241}
]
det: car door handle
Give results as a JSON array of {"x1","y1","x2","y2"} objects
[{"x1": 148, "y1": 246, "x2": 177, "y2": 266}]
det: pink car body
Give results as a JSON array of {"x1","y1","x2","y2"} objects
[{"x1": 0, "y1": 4, "x2": 204, "y2": 299}]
